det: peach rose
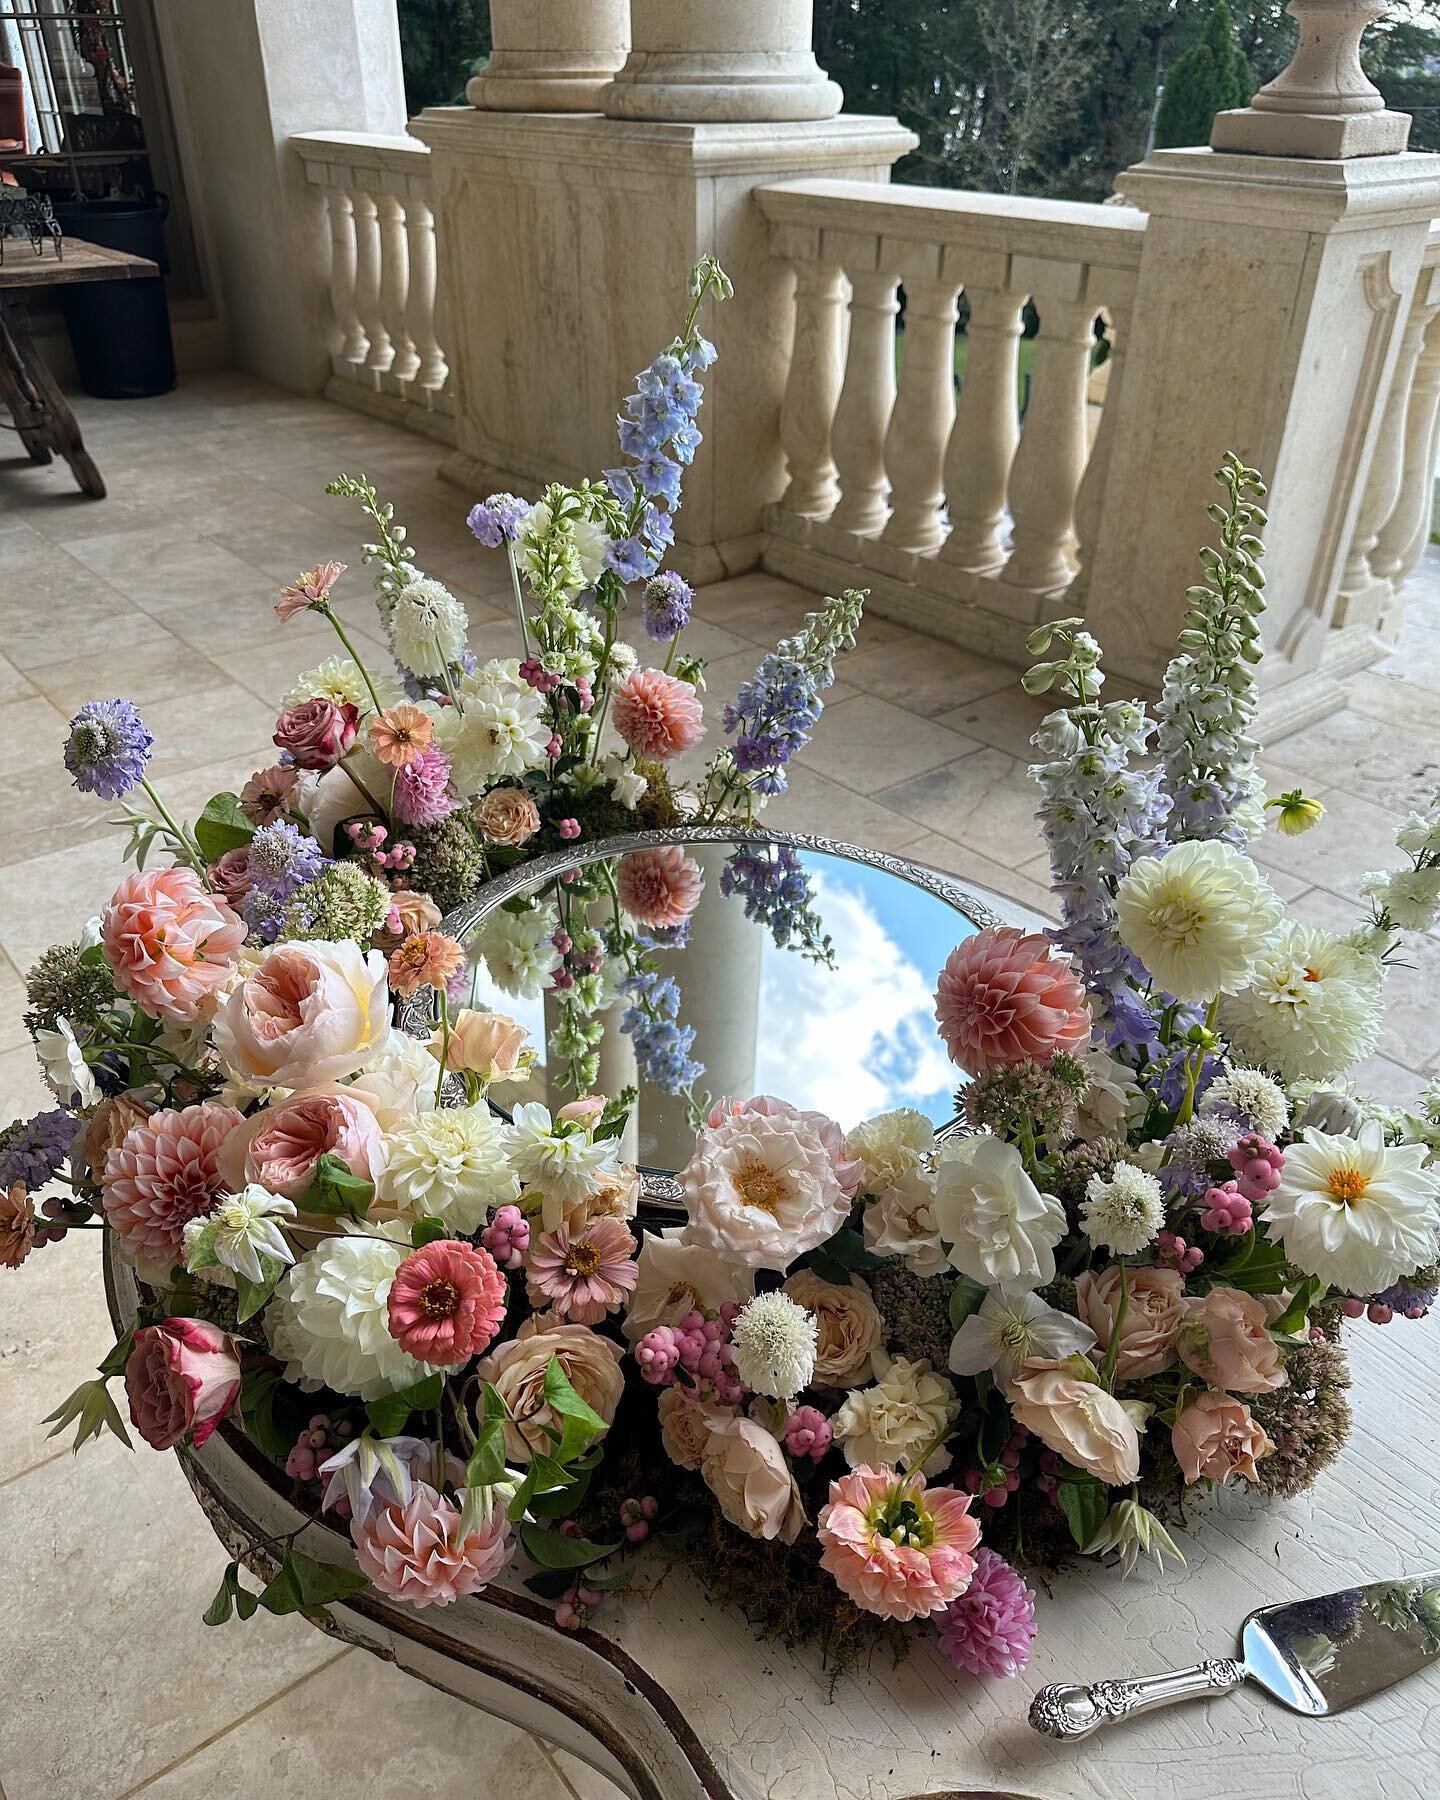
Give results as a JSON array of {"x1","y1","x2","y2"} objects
[
  {"x1": 782, "y1": 1269, "x2": 885, "y2": 1386},
  {"x1": 1172, "y1": 1389, "x2": 1273, "y2": 1485},
  {"x1": 390, "y1": 889, "x2": 442, "y2": 938},
  {"x1": 212, "y1": 939, "x2": 389, "y2": 1090},
  {"x1": 217, "y1": 1087, "x2": 387, "y2": 1200},
  {"x1": 699, "y1": 1416, "x2": 805, "y2": 1545},
  {"x1": 1176, "y1": 1287, "x2": 1287, "y2": 1394},
  {"x1": 431, "y1": 1008, "x2": 533, "y2": 1082},
  {"x1": 1073, "y1": 1265, "x2": 1186, "y2": 1383},
  {"x1": 76, "y1": 1094, "x2": 152, "y2": 1181},
  {"x1": 474, "y1": 786, "x2": 541, "y2": 848},
  {"x1": 658, "y1": 1386, "x2": 735, "y2": 1472},
  {"x1": 530, "y1": 1163, "x2": 640, "y2": 1235},
  {"x1": 102, "y1": 867, "x2": 247, "y2": 1024},
  {"x1": 476, "y1": 1313, "x2": 624, "y2": 1463},
  {"x1": 1006, "y1": 1365, "x2": 1141, "y2": 1485}
]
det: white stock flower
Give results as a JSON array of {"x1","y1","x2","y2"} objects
[
  {"x1": 604, "y1": 756, "x2": 648, "y2": 810},
  {"x1": 379, "y1": 1104, "x2": 519, "y2": 1230},
  {"x1": 1395, "y1": 812, "x2": 1440, "y2": 858},
  {"x1": 1114, "y1": 840, "x2": 1283, "y2": 1001},
  {"x1": 845, "y1": 1108, "x2": 934, "y2": 1194},
  {"x1": 862, "y1": 1169, "x2": 947, "y2": 1279},
  {"x1": 1080, "y1": 1163, "x2": 1166, "y2": 1256},
  {"x1": 1201, "y1": 1065, "x2": 1290, "y2": 1141},
  {"x1": 948, "y1": 1289, "x2": 1097, "y2": 1389},
  {"x1": 36, "y1": 1017, "x2": 100, "y2": 1107},
  {"x1": 283, "y1": 655, "x2": 403, "y2": 716},
  {"x1": 1263, "y1": 1121, "x2": 1440, "y2": 1294},
  {"x1": 1222, "y1": 922, "x2": 1382, "y2": 1082},
  {"x1": 832, "y1": 1354, "x2": 958, "y2": 1475},
  {"x1": 933, "y1": 1136, "x2": 1066, "y2": 1295},
  {"x1": 476, "y1": 904, "x2": 562, "y2": 999},
  {"x1": 507, "y1": 1101, "x2": 619, "y2": 1207},
  {"x1": 729, "y1": 1291, "x2": 818, "y2": 1400},
  {"x1": 390, "y1": 576, "x2": 469, "y2": 677},
  {"x1": 200, "y1": 1184, "x2": 297, "y2": 1283},
  {"x1": 268, "y1": 1222, "x2": 439, "y2": 1400},
  {"x1": 622, "y1": 1228, "x2": 755, "y2": 1344}
]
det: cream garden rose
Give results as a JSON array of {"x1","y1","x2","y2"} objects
[
  {"x1": 1005, "y1": 1364, "x2": 1141, "y2": 1485},
  {"x1": 699, "y1": 1416, "x2": 805, "y2": 1545},
  {"x1": 782, "y1": 1269, "x2": 884, "y2": 1386},
  {"x1": 476, "y1": 1314, "x2": 624, "y2": 1464},
  {"x1": 212, "y1": 939, "x2": 389, "y2": 1090}
]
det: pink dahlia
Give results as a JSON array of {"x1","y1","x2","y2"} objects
[
  {"x1": 351, "y1": 1479, "x2": 512, "y2": 1608},
  {"x1": 611, "y1": 667, "x2": 705, "y2": 762},
  {"x1": 102, "y1": 867, "x2": 247, "y2": 1024},
  {"x1": 934, "y1": 926, "x2": 1091, "y2": 1077},
  {"x1": 935, "y1": 1544, "x2": 1037, "y2": 1678},
  {"x1": 525, "y1": 1216, "x2": 638, "y2": 1325},
  {"x1": 616, "y1": 846, "x2": 704, "y2": 931},
  {"x1": 387, "y1": 1238, "x2": 508, "y2": 1365},
  {"x1": 817, "y1": 1465, "x2": 981, "y2": 1622},
  {"x1": 102, "y1": 1101, "x2": 244, "y2": 1267},
  {"x1": 392, "y1": 744, "x2": 456, "y2": 828}
]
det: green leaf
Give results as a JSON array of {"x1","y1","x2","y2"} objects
[
  {"x1": 365, "y1": 1371, "x2": 445, "y2": 1437},
  {"x1": 289, "y1": 1549, "x2": 368, "y2": 1608},
  {"x1": 519, "y1": 1523, "x2": 622, "y2": 1570},
  {"x1": 528, "y1": 1460, "x2": 593, "y2": 1520},
  {"x1": 524, "y1": 1566, "x2": 581, "y2": 1600},
  {"x1": 234, "y1": 1583, "x2": 260, "y2": 1621},
  {"x1": 257, "y1": 1558, "x2": 305, "y2": 1617},
  {"x1": 234, "y1": 1253, "x2": 286, "y2": 1325},
  {"x1": 820, "y1": 1228, "x2": 883, "y2": 1273},
  {"x1": 239, "y1": 1364, "x2": 309, "y2": 1460},
  {"x1": 184, "y1": 1225, "x2": 223, "y2": 1275},
  {"x1": 479, "y1": 1381, "x2": 509, "y2": 1429},
  {"x1": 202, "y1": 1563, "x2": 237, "y2": 1627},
  {"x1": 194, "y1": 792, "x2": 255, "y2": 862},
  {"x1": 466, "y1": 1419, "x2": 508, "y2": 1490},
  {"x1": 299, "y1": 1152, "x2": 374, "y2": 1220},
  {"x1": 1057, "y1": 1473, "x2": 1110, "y2": 1552},
  {"x1": 1207, "y1": 1227, "x2": 1290, "y2": 1296},
  {"x1": 543, "y1": 1356, "x2": 605, "y2": 1443},
  {"x1": 948, "y1": 1275, "x2": 989, "y2": 1332},
  {"x1": 410, "y1": 1216, "x2": 448, "y2": 1248},
  {"x1": 1270, "y1": 1275, "x2": 1325, "y2": 1338},
  {"x1": 508, "y1": 1452, "x2": 574, "y2": 1521},
  {"x1": 97, "y1": 1328, "x2": 137, "y2": 1380}
]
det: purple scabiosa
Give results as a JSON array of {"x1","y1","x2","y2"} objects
[
  {"x1": 1160, "y1": 1112, "x2": 1241, "y2": 1198},
  {"x1": 246, "y1": 820, "x2": 326, "y2": 898},
  {"x1": 642, "y1": 570, "x2": 693, "y2": 642},
  {"x1": 0, "y1": 1109, "x2": 80, "y2": 1193},
  {"x1": 392, "y1": 745, "x2": 456, "y2": 829},
  {"x1": 63, "y1": 699, "x2": 153, "y2": 800},
  {"x1": 466, "y1": 492, "x2": 532, "y2": 548},
  {"x1": 935, "y1": 1546, "x2": 1037, "y2": 1679},
  {"x1": 1370, "y1": 1266, "x2": 1439, "y2": 1318}
]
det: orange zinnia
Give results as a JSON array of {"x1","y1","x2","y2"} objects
[{"x1": 369, "y1": 704, "x2": 435, "y2": 769}]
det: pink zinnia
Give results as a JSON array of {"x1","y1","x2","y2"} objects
[
  {"x1": 525, "y1": 1216, "x2": 638, "y2": 1325},
  {"x1": 277, "y1": 560, "x2": 346, "y2": 623},
  {"x1": 612, "y1": 667, "x2": 705, "y2": 762},
  {"x1": 0, "y1": 1181, "x2": 36, "y2": 1269},
  {"x1": 102, "y1": 1100, "x2": 244, "y2": 1266},
  {"x1": 935, "y1": 1545, "x2": 1037, "y2": 1678},
  {"x1": 817, "y1": 1466, "x2": 981, "y2": 1622},
  {"x1": 392, "y1": 744, "x2": 456, "y2": 827},
  {"x1": 388, "y1": 930, "x2": 464, "y2": 998},
  {"x1": 616, "y1": 845, "x2": 704, "y2": 931},
  {"x1": 102, "y1": 867, "x2": 247, "y2": 1024},
  {"x1": 351, "y1": 1479, "x2": 512, "y2": 1608},
  {"x1": 934, "y1": 926, "x2": 1091, "y2": 1077},
  {"x1": 387, "y1": 1238, "x2": 508, "y2": 1364},
  {"x1": 239, "y1": 763, "x2": 299, "y2": 827}
]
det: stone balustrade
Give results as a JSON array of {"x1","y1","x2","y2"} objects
[
  {"x1": 292, "y1": 131, "x2": 453, "y2": 440},
  {"x1": 757, "y1": 179, "x2": 1146, "y2": 658}
]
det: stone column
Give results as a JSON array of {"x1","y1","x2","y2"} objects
[
  {"x1": 468, "y1": 0, "x2": 629, "y2": 114},
  {"x1": 603, "y1": 0, "x2": 842, "y2": 123}
]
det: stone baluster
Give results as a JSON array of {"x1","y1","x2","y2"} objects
[
  {"x1": 351, "y1": 185, "x2": 392, "y2": 378},
  {"x1": 777, "y1": 254, "x2": 848, "y2": 517},
  {"x1": 405, "y1": 189, "x2": 448, "y2": 396},
  {"x1": 1069, "y1": 277, "x2": 1137, "y2": 607},
  {"x1": 377, "y1": 190, "x2": 418, "y2": 387},
  {"x1": 1003, "y1": 290, "x2": 1098, "y2": 596},
  {"x1": 604, "y1": 0, "x2": 842, "y2": 122},
  {"x1": 829, "y1": 259, "x2": 900, "y2": 536},
  {"x1": 939, "y1": 278, "x2": 1026, "y2": 573},
  {"x1": 469, "y1": 0, "x2": 630, "y2": 112},
  {"x1": 881, "y1": 269, "x2": 960, "y2": 553},
  {"x1": 1373, "y1": 301, "x2": 1440, "y2": 588},
  {"x1": 322, "y1": 183, "x2": 367, "y2": 369}
]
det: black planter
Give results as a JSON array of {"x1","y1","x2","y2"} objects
[{"x1": 49, "y1": 196, "x2": 176, "y2": 399}]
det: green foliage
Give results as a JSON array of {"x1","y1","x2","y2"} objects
[
  {"x1": 299, "y1": 1152, "x2": 374, "y2": 1220},
  {"x1": 193, "y1": 792, "x2": 254, "y2": 862},
  {"x1": 1154, "y1": 2, "x2": 1255, "y2": 149},
  {"x1": 396, "y1": 0, "x2": 492, "y2": 111},
  {"x1": 204, "y1": 1551, "x2": 367, "y2": 1627},
  {"x1": 1056, "y1": 1469, "x2": 1110, "y2": 1549},
  {"x1": 364, "y1": 1372, "x2": 444, "y2": 1437}
]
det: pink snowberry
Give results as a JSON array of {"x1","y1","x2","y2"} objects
[
  {"x1": 545, "y1": 734, "x2": 563, "y2": 760},
  {"x1": 1228, "y1": 1133, "x2": 1284, "y2": 1203},
  {"x1": 285, "y1": 1443, "x2": 317, "y2": 1481},
  {"x1": 1368, "y1": 1302, "x2": 1394, "y2": 1325},
  {"x1": 551, "y1": 929, "x2": 572, "y2": 955},
  {"x1": 783, "y1": 1405, "x2": 833, "y2": 1463},
  {"x1": 635, "y1": 1325, "x2": 682, "y2": 1385},
  {"x1": 1341, "y1": 1296, "x2": 1366, "y2": 1319},
  {"x1": 1200, "y1": 1180, "x2": 1253, "y2": 1237},
  {"x1": 557, "y1": 818, "x2": 581, "y2": 841},
  {"x1": 345, "y1": 819, "x2": 387, "y2": 849},
  {"x1": 481, "y1": 1203, "x2": 530, "y2": 1271},
  {"x1": 575, "y1": 678, "x2": 594, "y2": 714},
  {"x1": 1156, "y1": 1229, "x2": 1204, "y2": 1274}
]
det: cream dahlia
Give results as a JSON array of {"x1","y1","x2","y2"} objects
[
  {"x1": 475, "y1": 905, "x2": 562, "y2": 1000},
  {"x1": 103, "y1": 1101, "x2": 244, "y2": 1268},
  {"x1": 817, "y1": 1466, "x2": 980, "y2": 1622},
  {"x1": 1222, "y1": 922, "x2": 1382, "y2": 1082},
  {"x1": 1114, "y1": 840, "x2": 1283, "y2": 1002},
  {"x1": 934, "y1": 927, "x2": 1090, "y2": 1077},
  {"x1": 679, "y1": 1108, "x2": 851, "y2": 1274},
  {"x1": 351, "y1": 1480, "x2": 512, "y2": 1608},
  {"x1": 379, "y1": 1105, "x2": 519, "y2": 1232},
  {"x1": 440, "y1": 676, "x2": 550, "y2": 789},
  {"x1": 932, "y1": 1136, "x2": 1066, "y2": 1295}
]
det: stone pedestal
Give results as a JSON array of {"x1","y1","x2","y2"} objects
[
  {"x1": 411, "y1": 108, "x2": 915, "y2": 581},
  {"x1": 603, "y1": 0, "x2": 842, "y2": 123},
  {"x1": 467, "y1": 0, "x2": 629, "y2": 114},
  {"x1": 1081, "y1": 146, "x2": 1440, "y2": 734}
]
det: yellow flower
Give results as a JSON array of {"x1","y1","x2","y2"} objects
[{"x1": 1265, "y1": 788, "x2": 1325, "y2": 836}]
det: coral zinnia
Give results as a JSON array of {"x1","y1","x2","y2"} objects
[
  {"x1": 934, "y1": 927, "x2": 1090, "y2": 1078},
  {"x1": 102, "y1": 867, "x2": 247, "y2": 1024},
  {"x1": 616, "y1": 845, "x2": 704, "y2": 931},
  {"x1": 351, "y1": 1480, "x2": 512, "y2": 1608},
  {"x1": 612, "y1": 667, "x2": 705, "y2": 762},
  {"x1": 387, "y1": 1238, "x2": 508, "y2": 1364},
  {"x1": 369, "y1": 704, "x2": 435, "y2": 769},
  {"x1": 525, "y1": 1215, "x2": 638, "y2": 1325},
  {"x1": 102, "y1": 1101, "x2": 244, "y2": 1267},
  {"x1": 817, "y1": 1465, "x2": 980, "y2": 1622}
]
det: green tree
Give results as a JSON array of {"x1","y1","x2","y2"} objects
[
  {"x1": 396, "y1": 0, "x2": 491, "y2": 113},
  {"x1": 1152, "y1": 1, "x2": 1255, "y2": 149}
]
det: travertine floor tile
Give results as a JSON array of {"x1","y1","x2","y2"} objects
[{"x1": 804, "y1": 694, "x2": 983, "y2": 794}]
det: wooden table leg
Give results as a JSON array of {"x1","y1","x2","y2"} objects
[{"x1": 0, "y1": 297, "x2": 105, "y2": 498}]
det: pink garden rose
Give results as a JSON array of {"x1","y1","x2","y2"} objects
[
  {"x1": 934, "y1": 926, "x2": 1091, "y2": 1077},
  {"x1": 817, "y1": 1465, "x2": 980, "y2": 1621},
  {"x1": 611, "y1": 667, "x2": 705, "y2": 762},
  {"x1": 1073, "y1": 1264, "x2": 1186, "y2": 1383},
  {"x1": 708, "y1": 1093, "x2": 865, "y2": 1200},
  {"x1": 431, "y1": 1008, "x2": 532, "y2": 1082},
  {"x1": 1005, "y1": 1363, "x2": 1141, "y2": 1485},
  {"x1": 211, "y1": 939, "x2": 389, "y2": 1090},
  {"x1": 124, "y1": 1317, "x2": 241, "y2": 1450},
  {"x1": 1172, "y1": 1389, "x2": 1273, "y2": 1485},
  {"x1": 207, "y1": 846, "x2": 254, "y2": 906},
  {"x1": 102, "y1": 867, "x2": 247, "y2": 1024},
  {"x1": 217, "y1": 1086, "x2": 387, "y2": 1200},
  {"x1": 1176, "y1": 1287, "x2": 1287, "y2": 1394},
  {"x1": 273, "y1": 697, "x2": 359, "y2": 771},
  {"x1": 699, "y1": 1416, "x2": 806, "y2": 1545}
]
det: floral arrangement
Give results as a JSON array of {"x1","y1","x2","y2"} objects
[{"x1": 7, "y1": 362, "x2": 1440, "y2": 1686}]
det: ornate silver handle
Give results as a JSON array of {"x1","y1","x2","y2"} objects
[{"x1": 1029, "y1": 1658, "x2": 1247, "y2": 1740}]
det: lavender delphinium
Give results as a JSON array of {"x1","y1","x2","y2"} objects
[
  {"x1": 619, "y1": 968, "x2": 703, "y2": 1095},
  {"x1": 63, "y1": 699, "x2": 154, "y2": 800},
  {"x1": 719, "y1": 843, "x2": 834, "y2": 965},
  {"x1": 0, "y1": 1109, "x2": 80, "y2": 1193}
]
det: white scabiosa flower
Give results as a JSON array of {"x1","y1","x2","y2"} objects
[
  {"x1": 832, "y1": 1354, "x2": 958, "y2": 1475},
  {"x1": 283, "y1": 655, "x2": 403, "y2": 716},
  {"x1": 380, "y1": 1105, "x2": 519, "y2": 1231},
  {"x1": 1202, "y1": 1065, "x2": 1290, "y2": 1141},
  {"x1": 507, "y1": 1101, "x2": 620, "y2": 1208},
  {"x1": 390, "y1": 576, "x2": 470, "y2": 678},
  {"x1": 730, "y1": 1291, "x2": 818, "y2": 1400},
  {"x1": 932, "y1": 1136, "x2": 1067, "y2": 1295},
  {"x1": 1114, "y1": 840, "x2": 1283, "y2": 1002},
  {"x1": 1222, "y1": 921, "x2": 1382, "y2": 1082},
  {"x1": 1263, "y1": 1121, "x2": 1440, "y2": 1294},
  {"x1": 604, "y1": 640, "x2": 638, "y2": 681},
  {"x1": 268, "y1": 1222, "x2": 439, "y2": 1400},
  {"x1": 948, "y1": 1289, "x2": 1097, "y2": 1389},
  {"x1": 1080, "y1": 1163, "x2": 1165, "y2": 1256},
  {"x1": 845, "y1": 1108, "x2": 934, "y2": 1195},
  {"x1": 475, "y1": 903, "x2": 562, "y2": 1000}
]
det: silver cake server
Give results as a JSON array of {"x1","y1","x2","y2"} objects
[{"x1": 1029, "y1": 1569, "x2": 1440, "y2": 1739}]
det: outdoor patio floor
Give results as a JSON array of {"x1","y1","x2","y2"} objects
[{"x1": 2, "y1": 373, "x2": 1439, "y2": 1799}]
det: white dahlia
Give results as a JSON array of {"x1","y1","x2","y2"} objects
[
  {"x1": 679, "y1": 1109, "x2": 850, "y2": 1274},
  {"x1": 390, "y1": 576, "x2": 470, "y2": 678},
  {"x1": 1222, "y1": 921, "x2": 1382, "y2": 1082},
  {"x1": 507, "y1": 1101, "x2": 620, "y2": 1208},
  {"x1": 1114, "y1": 839, "x2": 1283, "y2": 1001},
  {"x1": 1361, "y1": 865, "x2": 1440, "y2": 932},
  {"x1": 379, "y1": 1104, "x2": 519, "y2": 1230},
  {"x1": 729, "y1": 1291, "x2": 818, "y2": 1400},
  {"x1": 475, "y1": 904, "x2": 562, "y2": 1000},
  {"x1": 268, "y1": 1222, "x2": 438, "y2": 1400},
  {"x1": 1263, "y1": 1122, "x2": 1440, "y2": 1294},
  {"x1": 844, "y1": 1108, "x2": 934, "y2": 1194},
  {"x1": 441, "y1": 679, "x2": 550, "y2": 794},
  {"x1": 932, "y1": 1135, "x2": 1066, "y2": 1295}
]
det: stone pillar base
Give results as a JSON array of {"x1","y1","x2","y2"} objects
[
  {"x1": 467, "y1": 55, "x2": 622, "y2": 114},
  {"x1": 603, "y1": 52, "x2": 842, "y2": 123},
  {"x1": 1211, "y1": 105, "x2": 1410, "y2": 159}
]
